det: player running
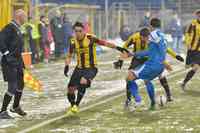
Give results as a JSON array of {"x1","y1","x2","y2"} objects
[
  {"x1": 181, "y1": 10, "x2": 200, "y2": 90},
  {"x1": 64, "y1": 22, "x2": 129, "y2": 114}
]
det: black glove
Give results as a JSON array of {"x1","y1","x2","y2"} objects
[
  {"x1": 4, "y1": 54, "x2": 19, "y2": 67},
  {"x1": 116, "y1": 46, "x2": 129, "y2": 53},
  {"x1": 113, "y1": 60, "x2": 123, "y2": 69},
  {"x1": 176, "y1": 55, "x2": 184, "y2": 62},
  {"x1": 64, "y1": 65, "x2": 69, "y2": 77}
]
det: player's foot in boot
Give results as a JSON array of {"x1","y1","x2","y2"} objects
[
  {"x1": 10, "y1": 106, "x2": 27, "y2": 116},
  {"x1": 66, "y1": 106, "x2": 73, "y2": 115},
  {"x1": 167, "y1": 96, "x2": 173, "y2": 102},
  {"x1": 0, "y1": 111, "x2": 13, "y2": 119},
  {"x1": 71, "y1": 105, "x2": 79, "y2": 113},
  {"x1": 124, "y1": 99, "x2": 131, "y2": 109},
  {"x1": 135, "y1": 101, "x2": 143, "y2": 108},
  {"x1": 180, "y1": 82, "x2": 186, "y2": 91},
  {"x1": 149, "y1": 103, "x2": 156, "y2": 111}
]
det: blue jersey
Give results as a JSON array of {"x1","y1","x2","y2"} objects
[{"x1": 135, "y1": 29, "x2": 167, "y2": 67}]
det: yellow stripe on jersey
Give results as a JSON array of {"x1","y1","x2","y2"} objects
[
  {"x1": 122, "y1": 32, "x2": 178, "y2": 59},
  {"x1": 70, "y1": 35, "x2": 97, "y2": 68},
  {"x1": 184, "y1": 19, "x2": 200, "y2": 51},
  {"x1": 123, "y1": 32, "x2": 148, "y2": 52}
]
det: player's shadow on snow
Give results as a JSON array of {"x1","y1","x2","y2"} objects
[{"x1": 124, "y1": 110, "x2": 162, "y2": 124}]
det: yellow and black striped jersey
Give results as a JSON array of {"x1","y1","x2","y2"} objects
[
  {"x1": 185, "y1": 19, "x2": 200, "y2": 51},
  {"x1": 123, "y1": 32, "x2": 148, "y2": 52},
  {"x1": 69, "y1": 34, "x2": 97, "y2": 68},
  {"x1": 123, "y1": 32, "x2": 178, "y2": 60}
]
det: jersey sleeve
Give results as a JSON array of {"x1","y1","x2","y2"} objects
[
  {"x1": 86, "y1": 34, "x2": 114, "y2": 46},
  {"x1": 166, "y1": 48, "x2": 176, "y2": 59},
  {"x1": 184, "y1": 23, "x2": 194, "y2": 47},
  {"x1": 123, "y1": 34, "x2": 136, "y2": 49}
]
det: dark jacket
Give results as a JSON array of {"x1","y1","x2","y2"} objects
[
  {"x1": 0, "y1": 21, "x2": 24, "y2": 81},
  {"x1": 50, "y1": 17, "x2": 64, "y2": 43},
  {"x1": 63, "y1": 21, "x2": 73, "y2": 48},
  {"x1": 38, "y1": 21, "x2": 48, "y2": 43}
]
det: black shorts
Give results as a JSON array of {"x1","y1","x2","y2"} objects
[
  {"x1": 186, "y1": 50, "x2": 200, "y2": 65},
  {"x1": 68, "y1": 67, "x2": 98, "y2": 88},
  {"x1": 128, "y1": 57, "x2": 148, "y2": 70}
]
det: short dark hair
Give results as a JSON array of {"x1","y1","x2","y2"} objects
[
  {"x1": 195, "y1": 9, "x2": 200, "y2": 15},
  {"x1": 40, "y1": 15, "x2": 45, "y2": 21},
  {"x1": 28, "y1": 16, "x2": 32, "y2": 21},
  {"x1": 140, "y1": 27, "x2": 150, "y2": 37},
  {"x1": 73, "y1": 21, "x2": 84, "y2": 29},
  {"x1": 150, "y1": 18, "x2": 161, "y2": 28}
]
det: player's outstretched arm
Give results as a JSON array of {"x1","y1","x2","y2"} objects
[
  {"x1": 167, "y1": 48, "x2": 184, "y2": 62},
  {"x1": 87, "y1": 34, "x2": 129, "y2": 53}
]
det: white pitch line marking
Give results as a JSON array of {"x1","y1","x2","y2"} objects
[{"x1": 18, "y1": 67, "x2": 187, "y2": 133}]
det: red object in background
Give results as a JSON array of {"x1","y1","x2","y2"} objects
[
  {"x1": 44, "y1": 26, "x2": 52, "y2": 59},
  {"x1": 83, "y1": 22, "x2": 91, "y2": 33},
  {"x1": 47, "y1": 26, "x2": 53, "y2": 43},
  {"x1": 22, "y1": 52, "x2": 32, "y2": 68},
  {"x1": 44, "y1": 44, "x2": 50, "y2": 59}
]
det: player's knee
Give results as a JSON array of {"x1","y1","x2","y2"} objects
[
  {"x1": 192, "y1": 64, "x2": 199, "y2": 71},
  {"x1": 68, "y1": 86, "x2": 76, "y2": 94},
  {"x1": 7, "y1": 89, "x2": 15, "y2": 96},
  {"x1": 127, "y1": 71, "x2": 136, "y2": 81},
  {"x1": 80, "y1": 77, "x2": 88, "y2": 85}
]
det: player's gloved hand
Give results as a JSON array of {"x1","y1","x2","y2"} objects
[
  {"x1": 116, "y1": 46, "x2": 129, "y2": 54},
  {"x1": 176, "y1": 55, "x2": 184, "y2": 62},
  {"x1": 64, "y1": 65, "x2": 69, "y2": 77},
  {"x1": 113, "y1": 60, "x2": 123, "y2": 69}
]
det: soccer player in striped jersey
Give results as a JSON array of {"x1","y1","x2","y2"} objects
[
  {"x1": 64, "y1": 22, "x2": 129, "y2": 113},
  {"x1": 181, "y1": 10, "x2": 200, "y2": 90}
]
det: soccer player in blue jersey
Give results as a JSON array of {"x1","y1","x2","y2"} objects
[{"x1": 121, "y1": 18, "x2": 167, "y2": 110}]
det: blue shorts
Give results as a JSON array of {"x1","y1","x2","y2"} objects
[{"x1": 131, "y1": 64, "x2": 164, "y2": 81}]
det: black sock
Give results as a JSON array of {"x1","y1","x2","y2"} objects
[
  {"x1": 67, "y1": 93, "x2": 76, "y2": 106},
  {"x1": 1, "y1": 93, "x2": 12, "y2": 112},
  {"x1": 13, "y1": 91, "x2": 22, "y2": 109},
  {"x1": 126, "y1": 83, "x2": 131, "y2": 101},
  {"x1": 183, "y1": 70, "x2": 196, "y2": 85},
  {"x1": 159, "y1": 77, "x2": 171, "y2": 99},
  {"x1": 76, "y1": 88, "x2": 86, "y2": 106}
]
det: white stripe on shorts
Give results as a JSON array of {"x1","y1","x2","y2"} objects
[{"x1": 130, "y1": 64, "x2": 146, "y2": 78}]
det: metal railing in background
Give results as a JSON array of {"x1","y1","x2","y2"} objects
[{"x1": 30, "y1": 0, "x2": 200, "y2": 39}]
